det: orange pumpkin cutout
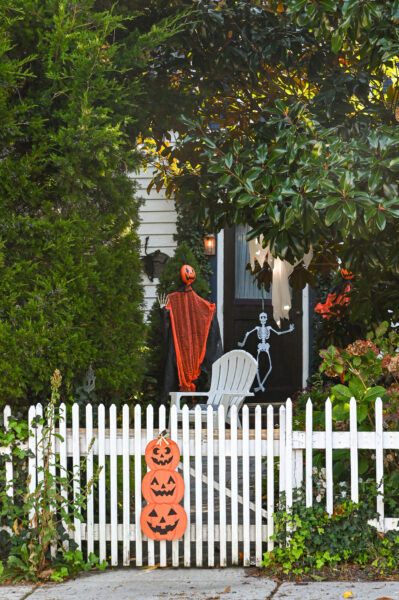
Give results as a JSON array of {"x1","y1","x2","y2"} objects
[
  {"x1": 145, "y1": 437, "x2": 180, "y2": 470},
  {"x1": 141, "y1": 502, "x2": 187, "y2": 541},
  {"x1": 142, "y1": 469, "x2": 184, "y2": 504}
]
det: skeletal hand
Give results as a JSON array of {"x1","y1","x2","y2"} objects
[{"x1": 157, "y1": 292, "x2": 168, "y2": 308}]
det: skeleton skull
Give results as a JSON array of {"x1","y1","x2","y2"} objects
[{"x1": 259, "y1": 312, "x2": 268, "y2": 325}]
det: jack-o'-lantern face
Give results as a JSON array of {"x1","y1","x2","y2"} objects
[
  {"x1": 140, "y1": 503, "x2": 187, "y2": 541},
  {"x1": 180, "y1": 264, "x2": 196, "y2": 285},
  {"x1": 145, "y1": 438, "x2": 180, "y2": 470},
  {"x1": 142, "y1": 469, "x2": 184, "y2": 504}
]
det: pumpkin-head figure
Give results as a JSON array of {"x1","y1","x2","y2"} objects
[
  {"x1": 142, "y1": 469, "x2": 184, "y2": 504},
  {"x1": 341, "y1": 268, "x2": 354, "y2": 280},
  {"x1": 180, "y1": 264, "x2": 196, "y2": 286},
  {"x1": 145, "y1": 437, "x2": 180, "y2": 470},
  {"x1": 141, "y1": 502, "x2": 187, "y2": 541}
]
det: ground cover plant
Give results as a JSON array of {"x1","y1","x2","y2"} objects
[
  {"x1": 262, "y1": 481, "x2": 399, "y2": 579},
  {"x1": 0, "y1": 371, "x2": 106, "y2": 582}
]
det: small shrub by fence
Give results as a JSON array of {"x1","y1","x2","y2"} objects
[{"x1": 1, "y1": 397, "x2": 397, "y2": 568}]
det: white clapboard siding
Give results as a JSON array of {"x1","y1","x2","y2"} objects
[
  {"x1": 2, "y1": 397, "x2": 399, "y2": 568},
  {"x1": 132, "y1": 168, "x2": 177, "y2": 315}
]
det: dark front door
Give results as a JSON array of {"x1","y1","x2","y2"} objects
[{"x1": 223, "y1": 226, "x2": 303, "y2": 405}]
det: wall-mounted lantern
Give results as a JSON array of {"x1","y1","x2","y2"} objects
[
  {"x1": 203, "y1": 233, "x2": 216, "y2": 256},
  {"x1": 141, "y1": 236, "x2": 169, "y2": 282}
]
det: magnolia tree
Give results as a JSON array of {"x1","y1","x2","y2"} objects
[{"x1": 144, "y1": 0, "x2": 399, "y2": 327}]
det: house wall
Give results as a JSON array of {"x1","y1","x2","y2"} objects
[{"x1": 134, "y1": 169, "x2": 177, "y2": 314}]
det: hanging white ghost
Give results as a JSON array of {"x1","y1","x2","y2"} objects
[{"x1": 248, "y1": 233, "x2": 312, "y2": 326}]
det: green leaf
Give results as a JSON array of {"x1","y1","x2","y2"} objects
[
  {"x1": 325, "y1": 204, "x2": 342, "y2": 226},
  {"x1": 224, "y1": 153, "x2": 233, "y2": 169},
  {"x1": 245, "y1": 167, "x2": 263, "y2": 181},
  {"x1": 314, "y1": 196, "x2": 340, "y2": 210},
  {"x1": 376, "y1": 210, "x2": 386, "y2": 231},
  {"x1": 331, "y1": 384, "x2": 352, "y2": 399},
  {"x1": 364, "y1": 386, "x2": 386, "y2": 402},
  {"x1": 343, "y1": 200, "x2": 356, "y2": 220},
  {"x1": 357, "y1": 403, "x2": 369, "y2": 423},
  {"x1": 331, "y1": 29, "x2": 344, "y2": 53}
]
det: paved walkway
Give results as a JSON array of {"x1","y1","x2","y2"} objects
[{"x1": 2, "y1": 569, "x2": 399, "y2": 600}]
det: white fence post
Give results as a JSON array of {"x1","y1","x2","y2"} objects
[
  {"x1": 218, "y1": 405, "x2": 227, "y2": 567},
  {"x1": 266, "y1": 404, "x2": 274, "y2": 554},
  {"x1": 349, "y1": 397, "x2": 359, "y2": 503},
  {"x1": 325, "y1": 398, "x2": 333, "y2": 515},
  {"x1": 4, "y1": 406, "x2": 13, "y2": 499},
  {"x1": 305, "y1": 398, "x2": 313, "y2": 507},
  {"x1": 375, "y1": 397, "x2": 384, "y2": 531}
]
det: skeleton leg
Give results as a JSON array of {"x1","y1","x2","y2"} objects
[
  {"x1": 256, "y1": 348, "x2": 273, "y2": 392},
  {"x1": 254, "y1": 350, "x2": 266, "y2": 393}
]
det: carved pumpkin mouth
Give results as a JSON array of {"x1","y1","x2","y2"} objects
[
  {"x1": 147, "y1": 519, "x2": 179, "y2": 535},
  {"x1": 151, "y1": 455, "x2": 173, "y2": 466},
  {"x1": 152, "y1": 487, "x2": 176, "y2": 496}
]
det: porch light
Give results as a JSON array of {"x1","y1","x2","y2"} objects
[{"x1": 203, "y1": 233, "x2": 216, "y2": 256}]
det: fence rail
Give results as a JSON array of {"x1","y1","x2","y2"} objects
[{"x1": 1, "y1": 398, "x2": 398, "y2": 567}]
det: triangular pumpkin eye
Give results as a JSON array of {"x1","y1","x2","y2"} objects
[
  {"x1": 168, "y1": 508, "x2": 177, "y2": 516},
  {"x1": 149, "y1": 509, "x2": 157, "y2": 517},
  {"x1": 168, "y1": 476, "x2": 175, "y2": 484},
  {"x1": 151, "y1": 477, "x2": 159, "y2": 485}
]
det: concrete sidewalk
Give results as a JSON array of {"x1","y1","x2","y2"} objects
[{"x1": 2, "y1": 568, "x2": 399, "y2": 600}]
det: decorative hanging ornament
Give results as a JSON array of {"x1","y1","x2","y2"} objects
[{"x1": 248, "y1": 232, "x2": 312, "y2": 326}]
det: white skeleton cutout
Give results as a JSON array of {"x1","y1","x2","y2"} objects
[{"x1": 238, "y1": 312, "x2": 294, "y2": 393}]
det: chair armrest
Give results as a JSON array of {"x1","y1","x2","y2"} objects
[
  {"x1": 216, "y1": 391, "x2": 255, "y2": 396},
  {"x1": 169, "y1": 391, "x2": 210, "y2": 411}
]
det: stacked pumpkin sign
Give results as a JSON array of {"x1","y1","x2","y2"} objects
[{"x1": 141, "y1": 434, "x2": 187, "y2": 541}]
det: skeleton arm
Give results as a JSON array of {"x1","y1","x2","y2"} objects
[
  {"x1": 237, "y1": 327, "x2": 257, "y2": 347},
  {"x1": 270, "y1": 323, "x2": 295, "y2": 336}
]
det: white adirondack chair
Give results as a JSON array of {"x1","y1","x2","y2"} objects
[{"x1": 169, "y1": 349, "x2": 258, "y2": 428}]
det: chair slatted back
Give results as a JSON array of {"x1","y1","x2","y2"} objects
[{"x1": 207, "y1": 350, "x2": 258, "y2": 414}]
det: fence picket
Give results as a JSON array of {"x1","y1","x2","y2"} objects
[
  {"x1": 325, "y1": 398, "x2": 333, "y2": 515},
  {"x1": 36, "y1": 403, "x2": 44, "y2": 486},
  {"x1": 182, "y1": 405, "x2": 191, "y2": 567},
  {"x1": 349, "y1": 397, "x2": 359, "y2": 503},
  {"x1": 146, "y1": 405, "x2": 155, "y2": 566},
  {"x1": 72, "y1": 403, "x2": 81, "y2": 549},
  {"x1": 28, "y1": 405, "x2": 36, "y2": 524},
  {"x1": 134, "y1": 404, "x2": 143, "y2": 566},
  {"x1": 86, "y1": 404, "x2": 94, "y2": 558},
  {"x1": 58, "y1": 403, "x2": 68, "y2": 550},
  {"x1": 242, "y1": 405, "x2": 250, "y2": 566},
  {"x1": 122, "y1": 404, "x2": 130, "y2": 566},
  {"x1": 159, "y1": 405, "x2": 166, "y2": 567},
  {"x1": 279, "y1": 405, "x2": 286, "y2": 495},
  {"x1": 285, "y1": 399, "x2": 293, "y2": 511},
  {"x1": 194, "y1": 406, "x2": 203, "y2": 566},
  {"x1": 170, "y1": 404, "x2": 179, "y2": 567},
  {"x1": 218, "y1": 405, "x2": 227, "y2": 567},
  {"x1": 230, "y1": 405, "x2": 238, "y2": 566},
  {"x1": 207, "y1": 405, "x2": 215, "y2": 567},
  {"x1": 98, "y1": 404, "x2": 106, "y2": 563},
  {"x1": 266, "y1": 404, "x2": 274, "y2": 554},
  {"x1": 305, "y1": 398, "x2": 313, "y2": 507},
  {"x1": 375, "y1": 397, "x2": 384, "y2": 531},
  {"x1": 4, "y1": 406, "x2": 13, "y2": 499},
  {"x1": 110, "y1": 404, "x2": 118, "y2": 566}
]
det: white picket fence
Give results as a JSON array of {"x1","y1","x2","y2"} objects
[{"x1": 1, "y1": 397, "x2": 398, "y2": 568}]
